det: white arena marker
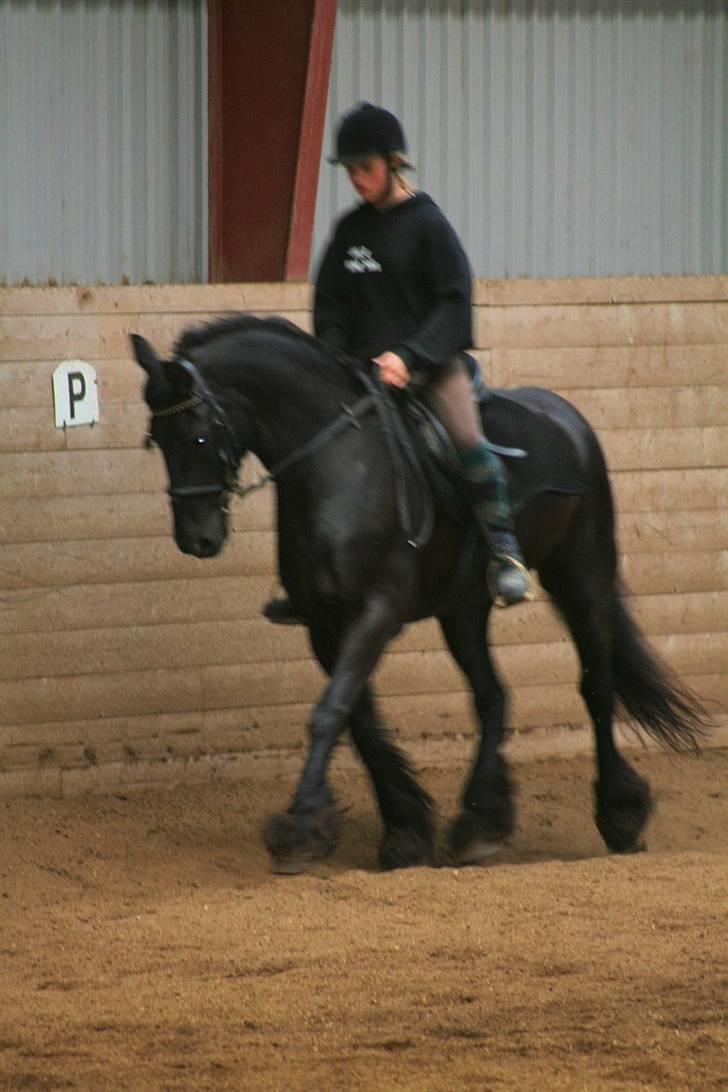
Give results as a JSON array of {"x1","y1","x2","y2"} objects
[{"x1": 53, "y1": 360, "x2": 100, "y2": 429}]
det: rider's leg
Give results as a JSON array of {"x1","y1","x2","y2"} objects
[{"x1": 425, "y1": 357, "x2": 532, "y2": 607}]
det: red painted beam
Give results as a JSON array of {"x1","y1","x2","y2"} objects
[
  {"x1": 208, "y1": 1, "x2": 338, "y2": 283},
  {"x1": 284, "y1": 0, "x2": 338, "y2": 280}
]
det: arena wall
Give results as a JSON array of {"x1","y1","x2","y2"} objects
[{"x1": 0, "y1": 277, "x2": 726, "y2": 796}]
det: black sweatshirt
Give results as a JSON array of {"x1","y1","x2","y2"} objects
[{"x1": 313, "y1": 192, "x2": 473, "y2": 372}]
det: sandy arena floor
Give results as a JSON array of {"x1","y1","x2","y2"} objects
[{"x1": 1, "y1": 746, "x2": 727, "y2": 1091}]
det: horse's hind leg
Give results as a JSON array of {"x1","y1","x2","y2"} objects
[
  {"x1": 349, "y1": 686, "x2": 435, "y2": 870},
  {"x1": 439, "y1": 607, "x2": 517, "y2": 865},
  {"x1": 538, "y1": 557, "x2": 653, "y2": 853}
]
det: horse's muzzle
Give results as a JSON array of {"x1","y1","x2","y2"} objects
[{"x1": 171, "y1": 505, "x2": 227, "y2": 559}]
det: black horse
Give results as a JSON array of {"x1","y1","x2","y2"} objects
[{"x1": 131, "y1": 315, "x2": 706, "y2": 872}]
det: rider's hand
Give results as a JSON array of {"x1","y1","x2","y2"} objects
[{"x1": 372, "y1": 351, "x2": 411, "y2": 389}]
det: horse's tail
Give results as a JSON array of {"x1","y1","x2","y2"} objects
[{"x1": 611, "y1": 594, "x2": 709, "y2": 754}]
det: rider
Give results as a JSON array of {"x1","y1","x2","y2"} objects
[{"x1": 264, "y1": 102, "x2": 532, "y2": 622}]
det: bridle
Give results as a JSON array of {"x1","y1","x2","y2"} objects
[{"x1": 146, "y1": 361, "x2": 243, "y2": 502}]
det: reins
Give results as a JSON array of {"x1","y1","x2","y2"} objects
[
  {"x1": 232, "y1": 390, "x2": 377, "y2": 499},
  {"x1": 235, "y1": 367, "x2": 435, "y2": 548},
  {"x1": 362, "y1": 373, "x2": 435, "y2": 549}
]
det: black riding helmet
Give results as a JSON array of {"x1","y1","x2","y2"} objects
[{"x1": 328, "y1": 102, "x2": 414, "y2": 167}]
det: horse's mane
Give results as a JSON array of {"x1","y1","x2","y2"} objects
[{"x1": 173, "y1": 313, "x2": 330, "y2": 361}]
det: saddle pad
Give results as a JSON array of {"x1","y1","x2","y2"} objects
[
  {"x1": 405, "y1": 387, "x2": 589, "y2": 518},
  {"x1": 480, "y1": 389, "x2": 589, "y2": 513}
]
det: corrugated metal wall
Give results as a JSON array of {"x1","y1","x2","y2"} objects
[
  {"x1": 0, "y1": 0, "x2": 207, "y2": 286},
  {"x1": 2, "y1": 1, "x2": 725, "y2": 285},
  {"x1": 314, "y1": 0, "x2": 727, "y2": 279}
]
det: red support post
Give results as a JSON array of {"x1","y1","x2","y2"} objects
[{"x1": 208, "y1": 0, "x2": 338, "y2": 283}]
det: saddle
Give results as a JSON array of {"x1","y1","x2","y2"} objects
[{"x1": 401, "y1": 387, "x2": 588, "y2": 525}]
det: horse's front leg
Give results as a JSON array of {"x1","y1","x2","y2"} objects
[{"x1": 264, "y1": 594, "x2": 402, "y2": 873}]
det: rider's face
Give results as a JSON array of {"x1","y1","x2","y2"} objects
[{"x1": 345, "y1": 156, "x2": 391, "y2": 207}]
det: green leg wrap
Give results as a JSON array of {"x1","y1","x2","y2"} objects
[{"x1": 458, "y1": 440, "x2": 513, "y2": 530}]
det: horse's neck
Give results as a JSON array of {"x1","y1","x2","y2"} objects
[{"x1": 209, "y1": 338, "x2": 358, "y2": 462}]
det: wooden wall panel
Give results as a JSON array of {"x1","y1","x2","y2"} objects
[
  {"x1": 0, "y1": 277, "x2": 726, "y2": 795},
  {"x1": 2, "y1": 570, "x2": 724, "y2": 642},
  {"x1": 553, "y1": 387, "x2": 728, "y2": 429},
  {"x1": 611, "y1": 469, "x2": 725, "y2": 512},
  {"x1": 474, "y1": 277, "x2": 728, "y2": 306},
  {"x1": 475, "y1": 301, "x2": 728, "y2": 349},
  {"x1": 485, "y1": 344, "x2": 727, "y2": 389},
  {"x1": 0, "y1": 490, "x2": 274, "y2": 546},
  {"x1": 598, "y1": 428, "x2": 726, "y2": 472},
  {"x1": 3, "y1": 672, "x2": 726, "y2": 782},
  {"x1": 618, "y1": 510, "x2": 727, "y2": 554}
]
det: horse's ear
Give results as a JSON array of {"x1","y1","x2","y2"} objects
[
  {"x1": 130, "y1": 334, "x2": 170, "y2": 408},
  {"x1": 129, "y1": 334, "x2": 161, "y2": 376},
  {"x1": 165, "y1": 357, "x2": 197, "y2": 396}
]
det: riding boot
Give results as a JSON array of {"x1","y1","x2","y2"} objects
[
  {"x1": 460, "y1": 442, "x2": 533, "y2": 608},
  {"x1": 476, "y1": 506, "x2": 533, "y2": 608}
]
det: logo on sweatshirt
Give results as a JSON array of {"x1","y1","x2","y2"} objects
[{"x1": 344, "y1": 246, "x2": 382, "y2": 273}]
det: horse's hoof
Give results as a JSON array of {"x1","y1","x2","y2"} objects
[
  {"x1": 263, "y1": 807, "x2": 341, "y2": 873},
  {"x1": 452, "y1": 838, "x2": 506, "y2": 866},
  {"x1": 612, "y1": 839, "x2": 647, "y2": 856},
  {"x1": 595, "y1": 767, "x2": 653, "y2": 854},
  {"x1": 379, "y1": 827, "x2": 435, "y2": 871},
  {"x1": 449, "y1": 807, "x2": 514, "y2": 865},
  {"x1": 270, "y1": 853, "x2": 320, "y2": 875}
]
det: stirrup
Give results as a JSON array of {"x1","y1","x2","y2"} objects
[{"x1": 487, "y1": 554, "x2": 534, "y2": 609}]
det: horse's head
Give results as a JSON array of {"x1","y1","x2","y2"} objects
[{"x1": 131, "y1": 334, "x2": 240, "y2": 558}]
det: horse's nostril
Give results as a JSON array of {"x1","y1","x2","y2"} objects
[{"x1": 176, "y1": 533, "x2": 219, "y2": 558}]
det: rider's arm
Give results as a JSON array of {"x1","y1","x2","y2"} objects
[{"x1": 395, "y1": 209, "x2": 473, "y2": 370}]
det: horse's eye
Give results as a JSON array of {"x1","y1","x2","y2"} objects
[{"x1": 196, "y1": 436, "x2": 207, "y2": 445}]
